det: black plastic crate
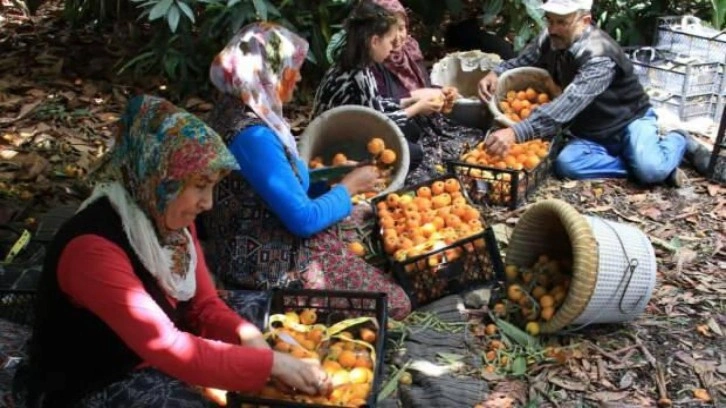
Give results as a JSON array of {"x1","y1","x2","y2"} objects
[
  {"x1": 391, "y1": 227, "x2": 502, "y2": 309},
  {"x1": 0, "y1": 289, "x2": 36, "y2": 326},
  {"x1": 447, "y1": 138, "x2": 560, "y2": 210},
  {"x1": 369, "y1": 174, "x2": 504, "y2": 308},
  {"x1": 228, "y1": 288, "x2": 387, "y2": 408}
]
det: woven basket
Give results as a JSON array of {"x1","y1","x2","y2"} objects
[
  {"x1": 506, "y1": 199, "x2": 656, "y2": 334},
  {"x1": 299, "y1": 105, "x2": 410, "y2": 196},
  {"x1": 487, "y1": 67, "x2": 562, "y2": 128}
]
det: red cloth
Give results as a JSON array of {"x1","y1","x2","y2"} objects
[{"x1": 56, "y1": 229, "x2": 273, "y2": 392}]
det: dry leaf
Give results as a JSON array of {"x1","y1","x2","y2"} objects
[
  {"x1": 0, "y1": 99, "x2": 42, "y2": 124},
  {"x1": 706, "y1": 317, "x2": 723, "y2": 336},
  {"x1": 692, "y1": 388, "x2": 711, "y2": 402},
  {"x1": 549, "y1": 376, "x2": 588, "y2": 391},
  {"x1": 13, "y1": 152, "x2": 49, "y2": 181},
  {"x1": 586, "y1": 390, "x2": 629, "y2": 401},
  {"x1": 696, "y1": 324, "x2": 711, "y2": 337},
  {"x1": 706, "y1": 184, "x2": 721, "y2": 197},
  {"x1": 563, "y1": 180, "x2": 578, "y2": 189},
  {"x1": 639, "y1": 206, "x2": 662, "y2": 221}
]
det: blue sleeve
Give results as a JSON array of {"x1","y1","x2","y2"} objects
[{"x1": 228, "y1": 126, "x2": 352, "y2": 238}]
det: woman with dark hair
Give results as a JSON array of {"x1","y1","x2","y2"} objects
[
  {"x1": 315, "y1": 0, "x2": 486, "y2": 185},
  {"x1": 313, "y1": 1, "x2": 444, "y2": 180}
]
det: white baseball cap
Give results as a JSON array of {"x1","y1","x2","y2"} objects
[{"x1": 540, "y1": 0, "x2": 593, "y2": 15}]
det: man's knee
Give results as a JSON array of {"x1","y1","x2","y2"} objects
[
  {"x1": 630, "y1": 162, "x2": 671, "y2": 184},
  {"x1": 554, "y1": 150, "x2": 585, "y2": 179}
]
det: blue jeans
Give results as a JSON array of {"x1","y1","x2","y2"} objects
[{"x1": 555, "y1": 108, "x2": 687, "y2": 184}]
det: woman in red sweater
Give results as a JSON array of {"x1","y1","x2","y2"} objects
[{"x1": 13, "y1": 95, "x2": 331, "y2": 407}]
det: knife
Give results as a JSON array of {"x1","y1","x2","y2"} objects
[{"x1": 309, "y1": 160, "x2": 374, "y2": 184}]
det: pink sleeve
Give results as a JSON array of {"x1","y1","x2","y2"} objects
[
  {"x1": 57, "y1": 234, "x2": 273, "y2": 392},
  {"x1": 185, "y1": 226, "x2": 262, "y2": 344}
]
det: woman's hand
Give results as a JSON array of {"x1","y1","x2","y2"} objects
[
  {"x1": 270, "y1": 352, "x2": 332, "y2": 396},
  {"x1": 340, "y1": 165, "x2": 381, "y2": 196},
  {"x1": 410, "y1": 88, "x2": 444, "y2": 101},
  {"x1": 410, "y1": 96, "x2": 444, "y2": 116}
]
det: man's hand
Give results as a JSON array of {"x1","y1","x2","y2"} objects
[
  {"x1": 478, "y1": 71, "x2": 499, "y2": 101},
  {"x1": 484, "y1": 128, "x2": 517, "y2": 157}
]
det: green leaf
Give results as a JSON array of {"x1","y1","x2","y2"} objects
[
  {"x1": 177, "y1": 1, "x2": 195, "y2": 22},
  {"x1": 252, "y1": 0, "x2": 267, "y2": 20},
  {"x1": 167, "y1": 4, "x2": 180, "y2": 32},
  {"x1": 117, "y1": 51, "x2": 156, "y2": 75},
  {"x1": 494, "y1": 317, "x2": 539, "y2": 348},
  {"x1": 437, "y1": 352, "x2": 465, "y2": 365},
  {"x1": 148, "y1": 0, "x2": 173, "y2": 21},
  {"x1": 512, "y1": 356, "x2": 527, "y2": 376},
  {"x1": 227, "y1": 0, "x2": 241, "y2": 7}
]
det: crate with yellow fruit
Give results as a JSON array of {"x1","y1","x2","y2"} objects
[
  {"x1": 370, "y1": 175, "x2": 504, "y2": 308},
  {"x1": 228, "y1": 289, "x2": 387, "y2": 408},
  {"x1": 448, "y1": 137, "x2": 561, "y2": 209}
]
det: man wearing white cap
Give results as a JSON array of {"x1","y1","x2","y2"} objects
[{"x1": 478, "y1": 0, "x2": 691, "y2": 186}]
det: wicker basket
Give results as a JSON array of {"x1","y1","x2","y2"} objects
[
  {"x1": 299, "y1": 105, "x2": 410, "y2": 196},
  {"x1": 487, "y1": 67, "x2": 562, "y2": 128},
  {"x1": 506, "y1": 199, "x2": 656, "y2": 334}
]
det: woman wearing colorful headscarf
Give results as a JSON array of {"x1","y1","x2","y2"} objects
[
  {"x1": 13, "y1": 95, "x2": 331, "y2": 407},
  {"x1": 204, "y1": 23, "x2": 412, "y2": 319},
  {"x1": 317, "y1": 0, "x2": 486, "y2": 185}
]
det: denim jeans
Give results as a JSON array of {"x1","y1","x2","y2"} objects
[{"x1": 555, "y1": 108, "x2": 687, "y2": 184}]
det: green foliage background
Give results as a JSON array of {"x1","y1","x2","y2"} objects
[{"x1": 27, "y1": 0, "x2": 726, "y2": 98}]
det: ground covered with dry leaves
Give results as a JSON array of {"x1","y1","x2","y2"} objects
[{"x1": 0, "y1": 4, "x2": 724, "y2": 408}]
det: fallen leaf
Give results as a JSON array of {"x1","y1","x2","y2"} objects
[
  {"x1": 0, "y1": 99, "x2": 42, "y2": 124},
  {"x1": 13, "y1": 152, "x2": 49, "y2": 181},
  {"x1": 706, "y1": 317, "x2": 723, "y2": 336},
  {"x1": 639, "y1": 206, "x2": 662, "y2": 221},
  {"x1": 706, "y1": 184, "x2": 721, "y2": 196},
  {"x1": 696, "y1": 324, "x2": 711, "y2": 337},
  {"x1": 692, "y1": 388, "x2": 711, "y2": 402},
  {"x1": 562, "y1": 180, "x2": 578, "y2": 189},
  {"x1": 628, "y1": 193, "x2": 648, "y2": 204},
  {"x1": 549, "y1": 376, "x2": 588, "y2": 392},
  {"x1": 586, "y1": 391, "x2": 629, "y2": 401},
  {"x1": 619, "y1": 371, "x2": 636, "y2": 389}
]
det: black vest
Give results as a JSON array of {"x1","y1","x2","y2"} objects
[
  {"x1": 25, "y1": 198, "x2": 191, "y2": 407},
  {"x1": 534, "y1": 26, "x2": 651, "y2": 144}
]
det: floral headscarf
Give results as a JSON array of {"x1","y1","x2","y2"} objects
[
  {"x1": 81, "y1": 95, "x2": 239, "y2": 300},
  {"x1": 209, "y1": 22, "x2": 309, "y2": 158},
  {"x1": 372, "y1": 0, "x2": 427, "y2": 92}
]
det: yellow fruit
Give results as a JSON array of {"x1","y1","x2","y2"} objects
[
  {"x1": 332, "y1": 153, "x2": 348, "y2": 166},
  {"x1": 540, "y1": 306, "x2": 555, "y2": 321},
  {"x1": 299, "y1": 308, "x2": 317, "y2": 325},
  {"x1": 539, "y1": 295, "x2": 555, "y2": 308},
  {"x1": 507, "y1": 284, "x2": 524, "y2": 302},
  {"x1": 380, "y1": 149, "x2": 397, "y2": 165},
  {"x1": 348, "y1": 241, "x2": 366, "y2": 256},
  {"x1": 505, "y1": 265, "x2": 518, "y2": 281},
  {"x1": 525, "y1": 322, "x2": 540, "y2": 336},
  {"x1": 484, "y1": 324, "x2": 498, "y2": 336},
  {"x1": 367, "y1": 137, "x2": 385, "y2": 155},
  {"x1": 492, "y1": 302, "x2": 506, "y2": 317},
  {"x1": 399, "y1": 371, "x2": 413, "y2": 385},
  {"x1": 359, "y1": 328, "x2": 376, "y2": 344}
]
